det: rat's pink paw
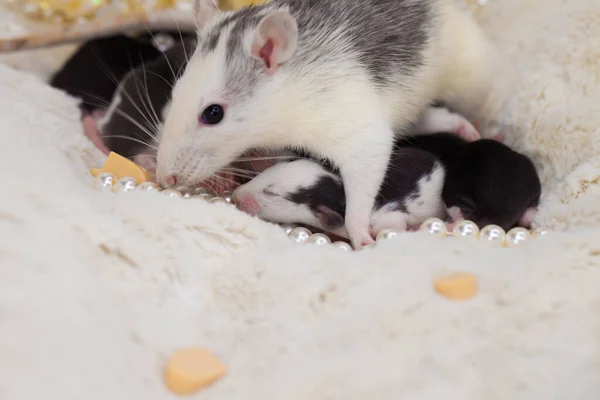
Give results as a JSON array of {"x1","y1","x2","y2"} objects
[
  {"x1": 133, "y1": 152, "x2": 157, "y2": 175},
  {"x1": 82, "y1": 114, "x2": 110, "y2": 155},
  {"x1": 490, "y1": 134, "x2": 505, "y2": 143},
  {"x1": 518, "y1": 207, "x2": 537, "y2": 228},
  {"x1": 455, "y1": 121, "x2": 481, "y2": 142},
  {"x1": 447, "y1": 206, "x2": 465, "y2": 223},
  {"x1": 351, "y1": 231, "x2": 375, "y2": 249}
]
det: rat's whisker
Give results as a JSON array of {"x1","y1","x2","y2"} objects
[
  {"x1": 220, "y1": 170, "x2": 256, "y2": 180},
  {"x1": 145, "y1": 29, "x2": 177, "y2": 81},
  {"x1": 214, "y1": 174, "x2": 240, "y2": 189},
  {"x1": 221, "y1": 166, "x2": 260, "y2": 176},
  {"x1": 101, "y1": 135, "x2": 159, "y2": 150},
  {"x1": 120, "y1": 54, "x2": 166, "y2": 136},
  {"x1": 92, "y1": 50, "x2": 152, "y2": 118},
  {"x1": 234, "y1": 155, "x2": 300, "y2": 162},
  {"x1": 171, "y1": 15, "x2": 190, "y2": 64},
  {"x1": 133, "y1": 59, "x2": 162, "y2": 129},
  {"x1": 76, "y1": 94, "x2": 160, "y2": 142},
  {"x1": 130, "y1": 69, "x2": 162, "y2": 134},
  {"x1": 110, "y1": 108, "x2": 161, "y2": 143}
]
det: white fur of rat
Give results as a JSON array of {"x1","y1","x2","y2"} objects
[
  {"x1": 232, "y1": 151, "x2": 447, "y2": 237},
  {"x1": 156, "y1": 0, "x2": 492, "y2": 248}
]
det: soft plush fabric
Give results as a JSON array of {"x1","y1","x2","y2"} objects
[{"x1": 2, "y1": 0, "x2": 600, "y2": 399}]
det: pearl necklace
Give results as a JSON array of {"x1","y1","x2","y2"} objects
[{"x1": 94, "y1": 173, "x2": 551, "y2": 251}]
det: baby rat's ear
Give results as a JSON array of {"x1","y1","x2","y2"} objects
[
  {"x1": 314, "y1": 205, "x2": 344, "y2": 231},
  {"x1": 194, "y1": 0, "x2": 222, "y2": 26},
  {"x1": 251, "y1": 10, "x2": 298, "y2": 74}
]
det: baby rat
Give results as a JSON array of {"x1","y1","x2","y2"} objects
[
  {"x1": 397, "y1": 133, "x2": 542, "y2": 230},
  {"x1": 155, "y1": 0, "x2": 492, "y2": 248},
  {"x1": 95, "y1": 38, "x2": 197, "y2": 169},
  {"x1": 50, "y1": 34, "x2": 164, "y2": 114},
  {"x1": 233, "y1": 147, "x2": 447, "y2": 238}
]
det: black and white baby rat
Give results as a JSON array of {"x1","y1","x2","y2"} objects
[
  {"x1": 397, "y1": 133, "x2": 542, "y2": 230},
  {"x1": 155, "y1": 0, "x2": 493, "y2": 248},
  {"x1": 50, "y1": 32, "x2": 188, "y2": 114},
  {"x1": 233, "y1": 147, "x2": 447, "y2": 238},
  {"x1": 97, "y1": 37, "x2": 197, "y2": 167}
]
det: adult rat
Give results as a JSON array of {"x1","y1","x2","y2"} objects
[{"x1": 155, "y1": 0, "x2": 493, "y2": 248}]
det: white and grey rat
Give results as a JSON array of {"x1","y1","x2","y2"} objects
[
  {"x1": 232, "y1": 147, "x2": 447, "y2": 237},
  {"x1": 156, "y1": 0, "x2": 492, "y2": 248}
]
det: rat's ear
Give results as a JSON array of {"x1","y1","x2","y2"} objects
[
  {"x1": 314, "y1": 205, "x2": 345, "y2": 231},
  {"x1": 194, "y1": 0, "x2": 222, "y2": 26},
  {"x1": 251, "y1": 10, "x2": 298, "y2": 74}
]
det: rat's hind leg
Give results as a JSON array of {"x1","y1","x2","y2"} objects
[
  {"x1": 415, "y1": 106, "x2": 480, "y2": 141},
  {"x1": 435, "y1": 0, "x2": 493, "y2": 123}
]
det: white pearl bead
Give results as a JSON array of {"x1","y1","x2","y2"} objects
[
  {"x1": 376, "y1": 229, "x2": 401, "y2": 242},
  {"x1": 192, "y1": 187, "x2": 213, "y2": 195},
  {"x1": 222, "y1": 191, "x2": 234, "y2": 203},
  {"x1": 420, "y1": 218, "x2": 447, "y2": 237},
  {"x1": 531, "y1": 227, "x2": 550, "y2": 238},
  {"x1": 479, "y1": 224, "x2": 506, "y2": 246},
  {"x1": 307, "y1": 233, "x2": 332, "y2": 246},
  {"x1": 190, "y1": 193, "x2": 213, "y2": 201},
  {"x1": 162, "y1": 189, "x2": 183, "y2": 198},
  {"x1": 288, "y1": 227, "x2": 312, "y2": 244},
  {"x1": 93, "y1": 172, "x2": 115, "y2": 190},
  {"x1": 280, "y1": 223, "x2": 296, "y2": 235},
  {"x1": 136, "y1": 182, "x2": 160, "y2": 192},
  {"x1": 175, "y1": 186, "x2": 192, "y2": 198},
  {"x1": 332, "y1": 241, "x2": 353, "y2": 251},
  {"x1": 505, "y1": 227, "x2": 531, "y2": 247},
  {"x1": 113, "y1": 177, "x2": 138, "y2": 193},
  {"x1": 452, "y1": 220, "x2": 480, "y2": 238},
  {"x1": 209, "y1": 197, "x2": 230, "y2": 205}
]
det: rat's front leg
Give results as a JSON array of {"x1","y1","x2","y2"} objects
[{"x1": 337, "y1": 131, "x2": 393, "y2": 249}]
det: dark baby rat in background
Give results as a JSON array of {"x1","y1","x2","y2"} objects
[
  {"x1": 155, "y1": 0, "x2": 493, "y2": 249},
  {"x1": 397, "y1": 133, "x2": 542, "y2": 231},
  {"x1": 50, "y1": 32, "x2": 196, "y2": 167},
  {"x1": 96, "y1": 38, "x2": 197, "y2": 170}
]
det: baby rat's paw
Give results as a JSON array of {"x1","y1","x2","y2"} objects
[{"x1": 455, "y1": 120, "x2": 481, "y2": 142}]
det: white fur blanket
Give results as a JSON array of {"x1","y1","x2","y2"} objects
[{"x1": 2, "y1": 1, "x2": 600, "y2": 398}]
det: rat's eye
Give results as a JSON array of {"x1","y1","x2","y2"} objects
[
  {"x1": 263, "y1": 188, "x2": 278, "y2": 197},
  {"x1": 200, "y1": 104, "x2": 225, "y2": 125}
]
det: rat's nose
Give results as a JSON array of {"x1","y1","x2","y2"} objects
[
  {"x1": 165, "y1": 175, "x2": 178, "y2": 187},
  {"x1": 233, "y1": 191, "x2": 261, "y2": 215}
]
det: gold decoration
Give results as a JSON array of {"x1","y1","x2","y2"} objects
[
  {"x1": 9, "y1": 0, "x2": 111, "y2": 23},
  {"x1": 7, "y1": 0, "x2": 187, "y2": 24},
  {"x1": 217, "y1": 0, "x2": 271, "y2": 11},
  {"x1": 1, "y1": 0, "x2": 196, "y2": 52}
]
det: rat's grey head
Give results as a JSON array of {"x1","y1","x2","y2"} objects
[
  {"x1": 156, "y1": 0, "x2": 299, "y2": 188},
  {"x1": 233, "y1": 159, "x2": 346, "y2": 231}
]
